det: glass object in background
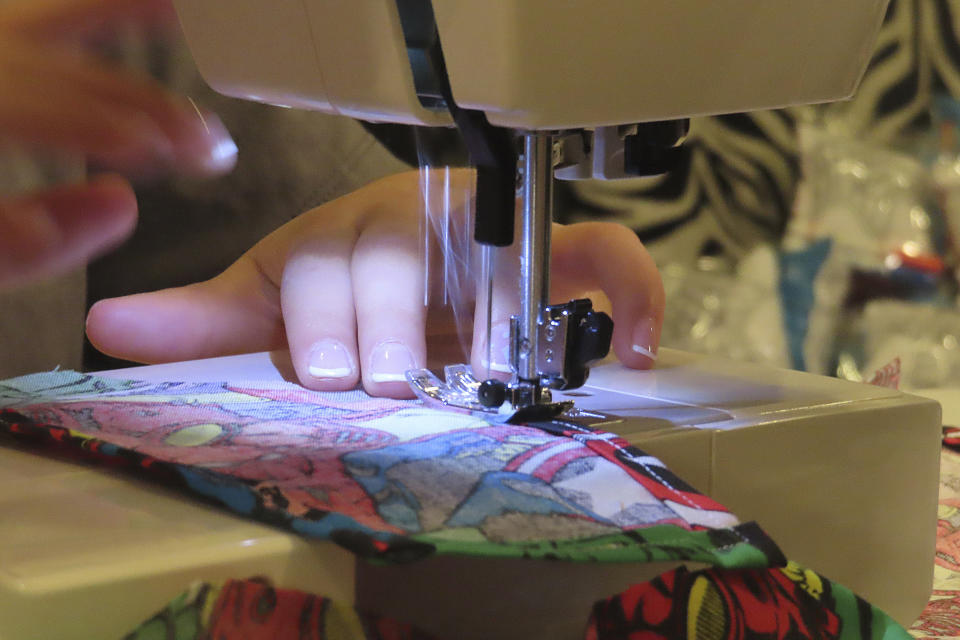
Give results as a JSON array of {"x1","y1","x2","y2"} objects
[
  {"x1": 839, "y1": 301, "x2": 960, "y2": 390},
  {"x1": 789, "y1": 124, "x2": 945, "y2": 276},
  {"x1": 662, "y1": 122, "x2": 958, "y2": 380},
  {"x1": 660, "y1": 249, "x2": 792, "y2": 370}
]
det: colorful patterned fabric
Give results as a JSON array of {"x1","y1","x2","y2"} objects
[
  {"x1": 910, "y1": 444, "x2": 960, "y2": 639},
  {"x1": 124, "y1": 578, "x2": 433, "y2": 640},
  {"x1": 587, "y1": 562, "x2": 910, "y2": 640},
  {"x1": 0, "y1": 371, "x2": 780, "y2": 566},
  {"x1": 127, "y1": 564, "x2": 911, "y2": 640},
  {"x1": 0, "y1": 370, "x2": 921, "y2": 639},
  {"x1": 942, "y1": 426, "x2": 960, "y2": 453}
]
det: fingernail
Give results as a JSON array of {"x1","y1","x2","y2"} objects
[
  {"x1": 369, "y1": 340, "x2": 416, "y2": 383},
  {"x1": 179, "y1": 106, "x2": 238, "y2": 174},
  {"x1": 308, "y1": 339, "x2": 354, "y2": 379},
  {"x1": 631, "y1": 317, "x2": 659, "y2": 364}
]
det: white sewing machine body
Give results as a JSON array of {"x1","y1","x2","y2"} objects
[
  {"x1": 0, "y1": 350, "x2": 940, "y2": 639},
  {"x1": 174, "y1": 0, "x2": 887, "y2": 129}
]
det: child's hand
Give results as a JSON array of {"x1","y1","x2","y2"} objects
[
  {"x1": 0, "y1": 0, "x2": 236, "y2": 289},
  {"x1": 86, "y1": 170, "x2": 664, "y2": 398}
]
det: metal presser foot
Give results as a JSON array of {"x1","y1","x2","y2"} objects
[
  {"x1": 406, "y1": 296, "x2": 612, "y2": 423},
  {"x1": 405, "y1": 366, "x2": 562, "y2": 424},
  {"x1": 406, "y1": 365, "x2": 531, "y2": 420}
]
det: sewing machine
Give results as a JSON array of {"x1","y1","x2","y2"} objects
[
  {"x1": 1, "y1": 2, "x2": 943, "y2": 639},
  {"x1": 169, "y1": 0, "x2": 938, "y2": 630},
  {"x1": 174, "y1": 0, "x2": 893, "y2": 415}
]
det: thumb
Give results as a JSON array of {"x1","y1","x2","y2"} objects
[{"x1": 86, "y1": 262, "x2": 286, "y2": 364}]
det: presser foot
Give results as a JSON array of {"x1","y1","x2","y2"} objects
[{"x1": 406, "y1": 365, "x2": 573, "y2": 423}]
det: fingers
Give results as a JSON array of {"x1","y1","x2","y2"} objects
[
  {"x1": 350, "y1": 214, "x2": 426, "y2": 399},
  {"x1": 281, "y1": 228, "x2": 361, "y2": 393},
  {"x1": 87, "y1": 173, "x2": 430, "y2": 399},
  {"x1": 551, "y1": 222, "x2": 664, "y2": 369},
  {"x1": 42, "y1": 47, "x2": 236, "y2": 177},
  {"x1": 86, "y1": 256, "x2": 285, "y2": 363},
  {"x1": 0, "y1": 39, "x2": 236, "y2": 179},
  {"x1": 273, "y1": 175, "x2": 427, "y2": 397},
  {"x1": 0, "y1": 174, "x2": 136, "y2": 289},
  {"x1": 86, "y1": 172, "x2": 662, "y2": 407}
]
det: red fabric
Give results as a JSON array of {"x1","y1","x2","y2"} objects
[
  {"x1": 588, "y1": 566, "x2": 841, "y2": 640},
  {"x1": 206, "y1": 579, "x2": 430, "y2": 640}
]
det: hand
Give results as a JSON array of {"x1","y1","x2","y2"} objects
[
  {"x1": 0, "y1": 0, "x2": 237, "y2": 289},
  {"x1": 86, "y1": 170, "x2": 664, "y2": 398}
]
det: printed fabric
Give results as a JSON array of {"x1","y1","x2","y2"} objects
[
  {"x1": 587, "y1": 562, "x2": 909, "y2": 640},
  {"x1": 0, "y1": 371, "x2": 914, "y2": 640},
  {"x1": 910, "y1": 436, "x2": 960, "y2": 639},
  {"x1": 123, "y1": 578, "x2": 434, "y2": 640},
  {"x1": 127, "y1": 564, "x2": 910, "y2": 640},
  {"x1": 0, "y1": 371, "x2": 777, "y2": 566}
]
